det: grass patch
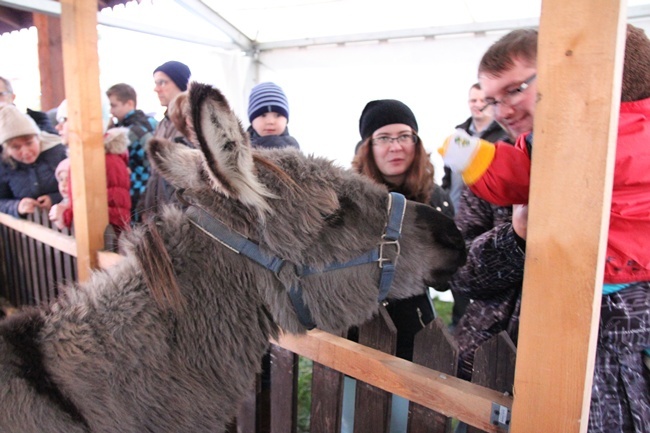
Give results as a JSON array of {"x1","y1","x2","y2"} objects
[
  {"x1": 297, "y1": 356, "x2": 312, "y2": 433},
  {"x1": 433, "y1": 297, "x2": 453, "y2": 326}
]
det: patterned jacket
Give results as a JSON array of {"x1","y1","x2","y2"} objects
[
  {"x1": 450, "y1": 223, "x2": 525, "y2": 380},
  {"x1": 112, "y1": 109, "x2": 157, "y2": 222}
]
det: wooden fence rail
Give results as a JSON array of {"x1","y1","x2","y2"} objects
[
  {"x1": 0, "y1": 211, "x2": 516, "y2": 433},
  {"x1": 0, "y1": 209, "x2": 76, "y2": 307}
]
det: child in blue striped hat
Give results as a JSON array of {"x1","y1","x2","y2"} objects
[{"x1": 246, "y1": 82, "x2": 300, "y2": 150}]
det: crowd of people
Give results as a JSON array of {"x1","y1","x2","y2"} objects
[{"x1": 0, "y1": 22, "x2": 648, "y2": 433}]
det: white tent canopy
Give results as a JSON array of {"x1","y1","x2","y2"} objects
[{"x1": 3, "y1": 0, "x2": 650, "y2": 170}]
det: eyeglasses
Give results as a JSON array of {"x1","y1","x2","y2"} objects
[
  {"x1": 154, "y1": 79, "x2": 169, "y2": 88},
  {"x1": 372, "y1": 133, "x2": 417, "y2": 147},
  {"x1": 0, "y1": 91, "x2": 12, "y2": 97},
  {"x1": 482, "y1": 74, "x2": 537, "y2": 111}
]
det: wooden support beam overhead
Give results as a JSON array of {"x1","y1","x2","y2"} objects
[
  {"x1": 59, "y1": 0, "x2": 108, "y2": 282},
  {"x1": 511, "y1": 0, "x2": 626, "y2": 432}
]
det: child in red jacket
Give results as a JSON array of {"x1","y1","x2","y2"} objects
[{"x1": 49, "y1": 101, "x2": 131, "y2": 235}]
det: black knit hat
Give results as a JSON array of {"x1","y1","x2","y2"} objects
[
  {"x1": 153, "y1": 61, "x2": 191, "y2": 91},
  {"x1": 358, "y1": 99, "x2": 418, "y2": 141}
]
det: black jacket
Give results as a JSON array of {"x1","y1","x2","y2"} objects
[{"x1": 247, "y1": 126, "x2": 300, "y2": 150}]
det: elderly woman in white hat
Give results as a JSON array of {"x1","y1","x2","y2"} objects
[{"x1": 0, "y1": 104, "x2": 67, "y2": 217}]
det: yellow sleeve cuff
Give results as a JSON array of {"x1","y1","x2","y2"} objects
[{"x1": 461, "y1": 140, "x2": 496, "y2": 185}]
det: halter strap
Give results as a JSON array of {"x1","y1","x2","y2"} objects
[{"x1": 184, "y1": 192, "x2": 407, "y2": 330}]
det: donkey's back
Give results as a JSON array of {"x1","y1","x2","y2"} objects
[{"x1": 0, "y1": 82, "x2": 465, "y2": 433}]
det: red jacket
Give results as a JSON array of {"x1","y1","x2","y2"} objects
[
  {"x1": 470, "y1": 97, "x2": 650, "y2": 284},
  {"x1": 63, "y1": 129, "x2": 131, "y2": 233}
]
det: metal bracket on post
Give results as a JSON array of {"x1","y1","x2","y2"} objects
[{"x1": 490, "y1": 402, "x2": 511, "y2": 431}]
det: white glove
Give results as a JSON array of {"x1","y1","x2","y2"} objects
[
  {"x1": 439, "y1": 129, "x2": 495, "y2": 184},
  {"x1": 439, "y1": 129, "x2": 481, "y2": 171}
]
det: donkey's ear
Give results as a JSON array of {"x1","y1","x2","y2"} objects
[
  {"x1": 188, "y1": 82, "x2": 275, "y2": 213},
  {"x1": 148, "y1": 138, "x2": 206, "y2": 191}
]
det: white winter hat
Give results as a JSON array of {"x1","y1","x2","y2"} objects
[{"x1": 0, "y1": 104, "x2": 40, "y2": 145}]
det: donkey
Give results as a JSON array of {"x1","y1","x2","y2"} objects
[{"x1": 0, "y1": 83, "x2": 465, "y2": 433}]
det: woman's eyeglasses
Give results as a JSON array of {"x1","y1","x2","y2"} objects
[{"x1": 372, "y1": 133, "x2": 418, "y2": 147}]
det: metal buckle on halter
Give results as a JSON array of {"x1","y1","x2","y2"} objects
[{"x1": 378, "y1": 235, "x2": 400, "y2": 269}]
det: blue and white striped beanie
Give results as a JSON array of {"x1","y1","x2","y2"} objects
[{"x1": 247, "y1": 82, "x2": 289, "y2": 123}]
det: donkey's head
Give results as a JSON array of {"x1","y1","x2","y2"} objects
[{"x1": 146, "y1": 83, "x2": 465, "y2": 333}]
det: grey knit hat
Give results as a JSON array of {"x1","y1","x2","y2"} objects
[
  {"x1": 248, "y1": 82, "x2": 290, "y2": 122},
  {"x1": 0, "y1": 104, "x2": 40, "y2": 144},
  {"x1": 358, "y1": 99, "x2": 418, "y2": 141}
]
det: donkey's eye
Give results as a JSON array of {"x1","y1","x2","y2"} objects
[{"x1": 322, "y1": 210, "x2": 344, "y2": 227}]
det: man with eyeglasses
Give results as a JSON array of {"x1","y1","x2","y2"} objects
[
  {"x1": 440, "y1": 29, "x2": 538, "y2": 205},
  {"x1": 140, "y1": 61, "x2": 193, "y2": 221},
  {"x1": 441, "y1": 27, "x2": 650, "y2": 433}
]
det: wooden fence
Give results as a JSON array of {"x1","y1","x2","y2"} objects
[{"x1": 0, "y1": 211, "x2": 516, "y2": 433}]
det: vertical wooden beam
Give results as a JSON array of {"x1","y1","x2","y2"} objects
[
  {"x1": 511, "y1": 1, "x2": 626, "y2": 432},
  {"x1": 59, "y1": 0, "x2": 108, "y2": 282},
  {"x1": 33, "y1": 13, "x2": 65, "y2": 111}
]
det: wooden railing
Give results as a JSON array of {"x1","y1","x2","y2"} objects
[{"x1": 0, "y1": 211, "x2": 515, "y2": 433}]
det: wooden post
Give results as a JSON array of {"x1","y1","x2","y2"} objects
[
  {"x1": 33, "y1": 13, "x2": 65, "y2": 111},
  {"x1": 59, "y1": 0, "x2": 108, "y2": 282},
  {"x1": 511, "y1": 0, "x2": 626, "y2": 432}
]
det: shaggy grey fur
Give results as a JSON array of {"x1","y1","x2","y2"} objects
[{"x1": 0, "y1": 83, "x2": 465, "y2": 433}]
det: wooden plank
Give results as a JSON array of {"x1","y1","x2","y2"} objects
[
  {"x1": 354, "y1": 308, "x2": 395, "y2": 433},
  {"x1": 468, "y1": 333, "x2": 517, "y2": 433},
  {"x1": 311, "y1": 362, "x2": 344, "y2": 433},
  {"x1": 511, "y1": 1, "x2": 627, "y2": 432},
  {"x1": 31, "y1": 213, "x2": 48, "y2": 304},
  {"x1": 237, "y1": 378, "x2": 260, "y2": 433},
  {"x1": 19, "y1": 233, "x2": 33, "y2": 304},
  {"x1": 269, "y1": 345, "x2": 298, "y2": 433},
  {"x1": 408, "y1": 318, "x2": 458, "y2": 433},
  {"x1": 6, "y1": 228, "x2": 21, "y2": 304},
  {"x1": 275, "y1": 330, "x2": 512, "y2": 433},
  {"x1": 472, "y1": 332, "x2": 516, "y2": 396},
  {"x1": 60, "y1": 0, "x2": 108, "y2": 282},
  {"x1": 27, "y1": 232, "x2": 41, "y2": 304},
  {"x1": 310, "y1": 331, "x2": 346, "y2": 433},
  {"x1": 34, "y1": 13, "x2": 65, "y2": 111},
  {"x1": 0, "y1": 212, "x2": 77, "y2": 256}
]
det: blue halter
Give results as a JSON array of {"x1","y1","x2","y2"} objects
[{"x1": 184, "y1": 192, "x2": 406, "y2": 330}]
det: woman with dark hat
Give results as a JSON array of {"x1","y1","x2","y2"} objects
[{"x1": 352, "y1": 98, "x2": 454, "y2": 360}]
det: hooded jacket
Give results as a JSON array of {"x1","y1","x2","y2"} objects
[
  {"x1": 62, "y1": 128, "x2": 131, "y2": 232},
  {"x1": 469, "y1": 97, "x2": 650, "y2": 284}
]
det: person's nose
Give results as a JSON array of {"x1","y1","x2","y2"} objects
[{"x1": 494, "y1": 103, "x2": 514, "y2": 122}]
